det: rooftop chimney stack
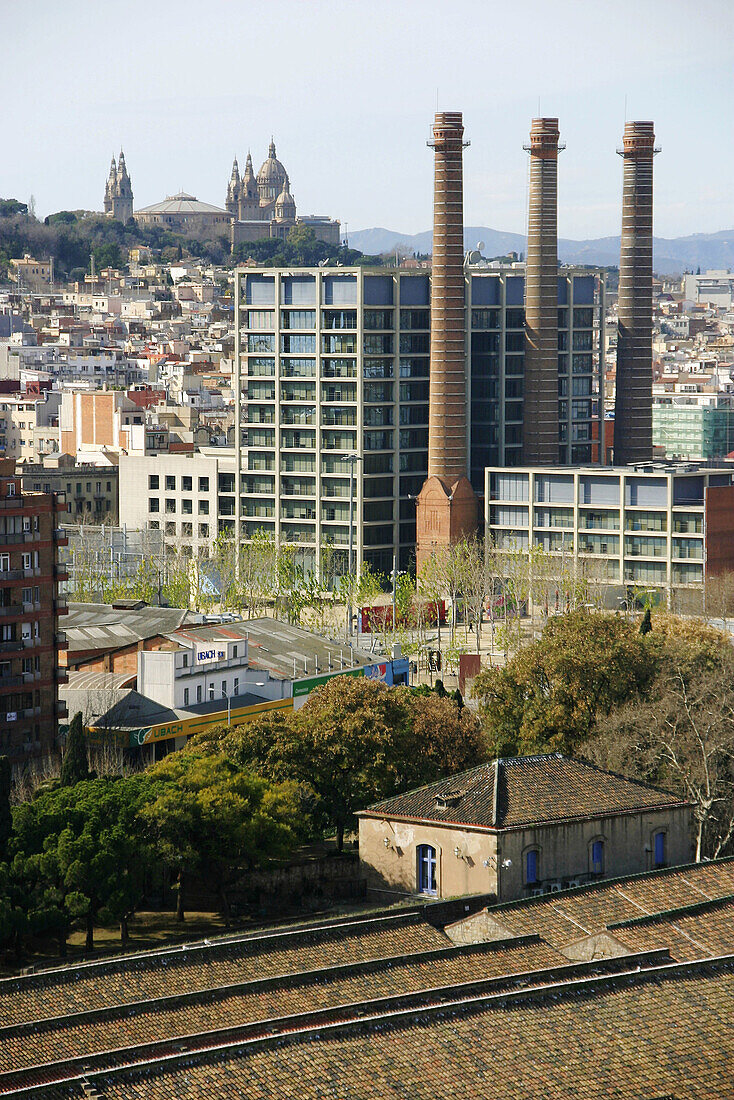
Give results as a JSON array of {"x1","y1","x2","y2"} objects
[
  {"x1": 415, "y1": 111, "x2": 478, "y2": 572},
  {"x1": 614, "y1": 121, "x2": 659, "y2": 465},
  {"x1": 523, "y1": 117, "x2": 564, "y2": 465}
]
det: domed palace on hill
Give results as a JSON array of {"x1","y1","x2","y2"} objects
[
  {"x1": 227, "y1": 140, "x2": 340, "y2": 247},
  {"x1": 104, "y1": 141, "x2": 340, "y2": 249}
]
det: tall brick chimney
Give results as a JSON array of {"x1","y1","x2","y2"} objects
[
  {"x1": 415, "y1": 112, "x2": 479, "y2": 573},
  {"x1": 523, "y1": 117, "x2": 563, "y2": 464},
  {"x1": 614, "y1": 121, "x2": 658, "y2": 465}
]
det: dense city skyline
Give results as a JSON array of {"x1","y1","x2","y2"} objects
[{"x1": 3, "y1": 0, "x2": 733, "y2": 238}]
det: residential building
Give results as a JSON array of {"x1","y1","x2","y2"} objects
[
  {"x1": 0, "y1": 458, "x2": 68, "y2": 767},
  {"x1": 0, "y1": 386, "x2": 61, "y2": 461},
  {"x1": 59, "y1": 389, "x2": 170, "y2": 459},
  {"x1": 9, "y1": 255, "x2": 52, "y2": 291},
  {"x1": 485, "y1": 462, "x2": 734, "y2": 608},
  {"x1": 683, "y1": 269, "x2": 734, "y2": 308},
  {"x1": 19, "y1": 456, "x2": 118, "y2": 521},
  {"x1": 223, "y1": 264, "x2": 603, "y2": 574},
  {"x1": 358, "y1": 754, "x2": 691, "y2": 902}
]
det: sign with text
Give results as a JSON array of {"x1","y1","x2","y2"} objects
[{"x1": 195, "y1": 643, "x2": 226, "y2": 665}]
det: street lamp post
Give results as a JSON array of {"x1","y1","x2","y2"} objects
[{"x1": 346, "y1": 453, "x2": 361, "y2": 641}]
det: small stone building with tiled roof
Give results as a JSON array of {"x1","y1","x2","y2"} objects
[{"x1": 357, "y1": 754, "x2": 691, "y2": 902}]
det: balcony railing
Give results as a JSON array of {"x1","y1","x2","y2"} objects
[{"x1": 0, "y1": 604, "x2": 23, "y2": 618}]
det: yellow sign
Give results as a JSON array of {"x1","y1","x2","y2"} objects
[{"x1": 89, "y1": 697, "x2": 294, "y2": 749}]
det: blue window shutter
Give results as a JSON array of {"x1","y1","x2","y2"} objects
[
  {"x1": 526, "y1": 850, "x2": 538, "y2": 883},
  {"x1": 654, "y1": 832, "x2": 665, "y2": 866},
  {"x1": 592, "y1": 840, "x2": 603, "y2": 866}
]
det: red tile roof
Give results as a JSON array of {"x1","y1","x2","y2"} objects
[{"x1": 360, "y1": 754, "x2": 686, "y2": 830}]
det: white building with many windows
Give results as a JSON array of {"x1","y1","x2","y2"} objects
[{"x1": 485, "y1": 462, "x2": 734, "y2": 609}]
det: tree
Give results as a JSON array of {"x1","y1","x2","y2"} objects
[
  {"x1": 60, "y1": 712, "x2": 89, "y2": 786},
  {"x1": 587, "y1": 631, "x2": 734, "y2": 861},
  {"x1": 143, "y1": 752, "x2": 300, "y2": 923},
  {"x1": 0, "y1": 757, "x2": 11, "y2": 861},
  {"x1": 472, "y1": 610, "x2": 656, "y2": 757},
  {"x1": 211, "y1": 676, "x2": 488, "y2": 851},
  {"x1": 10, "y1": 775, "x2": 156, "y2": 950},
  {"x1": 639, "y1": 608, "x2": 652, "y2": 635}
]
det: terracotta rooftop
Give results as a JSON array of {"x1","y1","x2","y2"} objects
[
  {"x1": 360, "y1": 754, "x2": 686, "y2": 830},
  {"x1": 6, "y1": 860, "x2": 734, "y2": 1096}
]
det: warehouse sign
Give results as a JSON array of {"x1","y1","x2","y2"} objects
[
  {"x1": 88, "y1": 697, "x2": 293, "y2": 748},
  {"x1": 292, "y1": 658, "x2": 410, "y2": 704}
]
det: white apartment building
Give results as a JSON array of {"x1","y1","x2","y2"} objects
[
  {"x1": 683, "y1": 271, "x2": 734, "y2": 309},
  {"x1": 485, "y1": 463, "x2": 734, "y2": 608},
  {"x1": 119, "y1": 450, "x2": 221, "y2": 556}
]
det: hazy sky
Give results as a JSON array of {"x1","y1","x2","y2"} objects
[{"x1": 3, "y1": 0, "x2": 733, "y2": 239}]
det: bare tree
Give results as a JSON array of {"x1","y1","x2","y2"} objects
[{"x1": 588, "y1": 643, "x2": 734, "y2": 861}]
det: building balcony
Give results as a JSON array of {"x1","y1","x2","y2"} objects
[
  {"x1": 54, "y1": 529, "x2": 68, "y2": 546},
  {"x1": 55, "y1": 669, "x2": 69, "y2": 685},
  {"x1": 0, "y1": 569, "x2": 24, "y2": 581},
  {"x1": 0, "y1": 675, "x2": 23, "y2": 689},
  {"x1": 55, "y1": 597, "x2": 68, "y2": 615},
  {"x1": 55, "y1": 566, "x2": 69, "y2": 582},
  {"x1": 0, "y1": 604, "x2": 23, "y2": 619}
]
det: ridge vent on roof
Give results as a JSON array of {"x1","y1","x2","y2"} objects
[{"x1": 503, "y1": 753, "x2": 564, "y2": 766}]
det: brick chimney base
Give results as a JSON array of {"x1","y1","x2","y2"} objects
[{"x1": 415, "y1": 475, "x2": 479, "y2": 574}]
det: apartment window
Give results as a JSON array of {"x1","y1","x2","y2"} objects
[
  {"x1": 182, "y1": 499, "x2": 193, "y2": 514},
  {"x1": 232, "y1": 645, "x2": 238, "y2": 658},
  {"x1": 197, "y1": 685, "x2": 202, "y2": 703},
  {"x1": 199, "y1": 477, "x2": 209, "y2": 492},
  {"x1": 165, "y1": 522, "x2": 176, "y2": 536},
  {"x1": 233, "y1": 676, "x2": 239, "y2": 695},
  {"x1": 149, "y1": 498, "x2": 159, "y2": 513},
  {"x1": 199, "y1": 523, "x2": 209, "y2": 537},
  {"x1": 149, "y1": 475, "x2": 159, "y2": 490},
  {"x1": 183, "y1": 688, "x2": 189, "y2": 706},
  {"x1": 221, "y1": 680, "x2": 227, "y2": 697},
  {"x1": 182, "y1": 476, "x2": 192, "y2": 492},
  {"x1": 525, "y1": 848, "x2": 540, "y2": 885},
  {"x1": 165, "y1": 475, "x2": 176, "y2": 491},
  {"x1": 199, "y1": 500, "x2": 209, "y2": 515},
  {"x1": 22, "y1": 587, "x2": 32, "y2": 604},
  {"x1": 165, "y1": 499, "x2": 176, "y2": 514},
  {"x1": 149, "y1": 521, "x2": 159, "y2": 530},
  {"x1": 209, "y1": 684, "x2": 215, "y2": 701}
]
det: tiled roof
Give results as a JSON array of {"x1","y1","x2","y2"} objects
[
  {"x1": 0, "y1": 913, "x2": 448, "y2": 1027},
  {"x1": 361, "y1": 754, "x2": 685, "y2": 829},
  {"x1": 41, "y1": 958, "x2": 734, "y2": 1100},
  {"x1": 452, "y1": 857, "x2": 734, "y2": 956},
  {"x1": 0, "y1": 937, "x2": 563, "y2": 1078}
]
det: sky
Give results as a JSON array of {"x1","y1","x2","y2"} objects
[{"x1": 2, "y1": 0, "x2": 733, "y2": 240}]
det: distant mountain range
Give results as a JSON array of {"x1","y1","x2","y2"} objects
[{"x1": 348, "y1": 226, "x2": 734, "y2": 276}]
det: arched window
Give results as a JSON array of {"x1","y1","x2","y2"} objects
[
  {"x1": 590, "y1": 838, "x2": 605, "y2": 876},
  {"x1": 417, "y1": 845, "x2": 437, "y2": 895},
  {"x1": 525, "y1": 847, "x2": 540, "y2": 885},
  {"x1": 653, "y1": 831, "x2": 666, "y2": 869}
]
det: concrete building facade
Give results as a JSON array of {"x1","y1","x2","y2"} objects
[
  {"x1": 485, "y1": 462, "x2": 734, "y2": 607},
  {"x1": 220, "y1": 264, "x2": 602, "y2": 575}
]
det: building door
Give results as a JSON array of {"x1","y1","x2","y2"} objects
[{"x1": 417, "y1": 845, "x2": 437, "y2": 895}]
